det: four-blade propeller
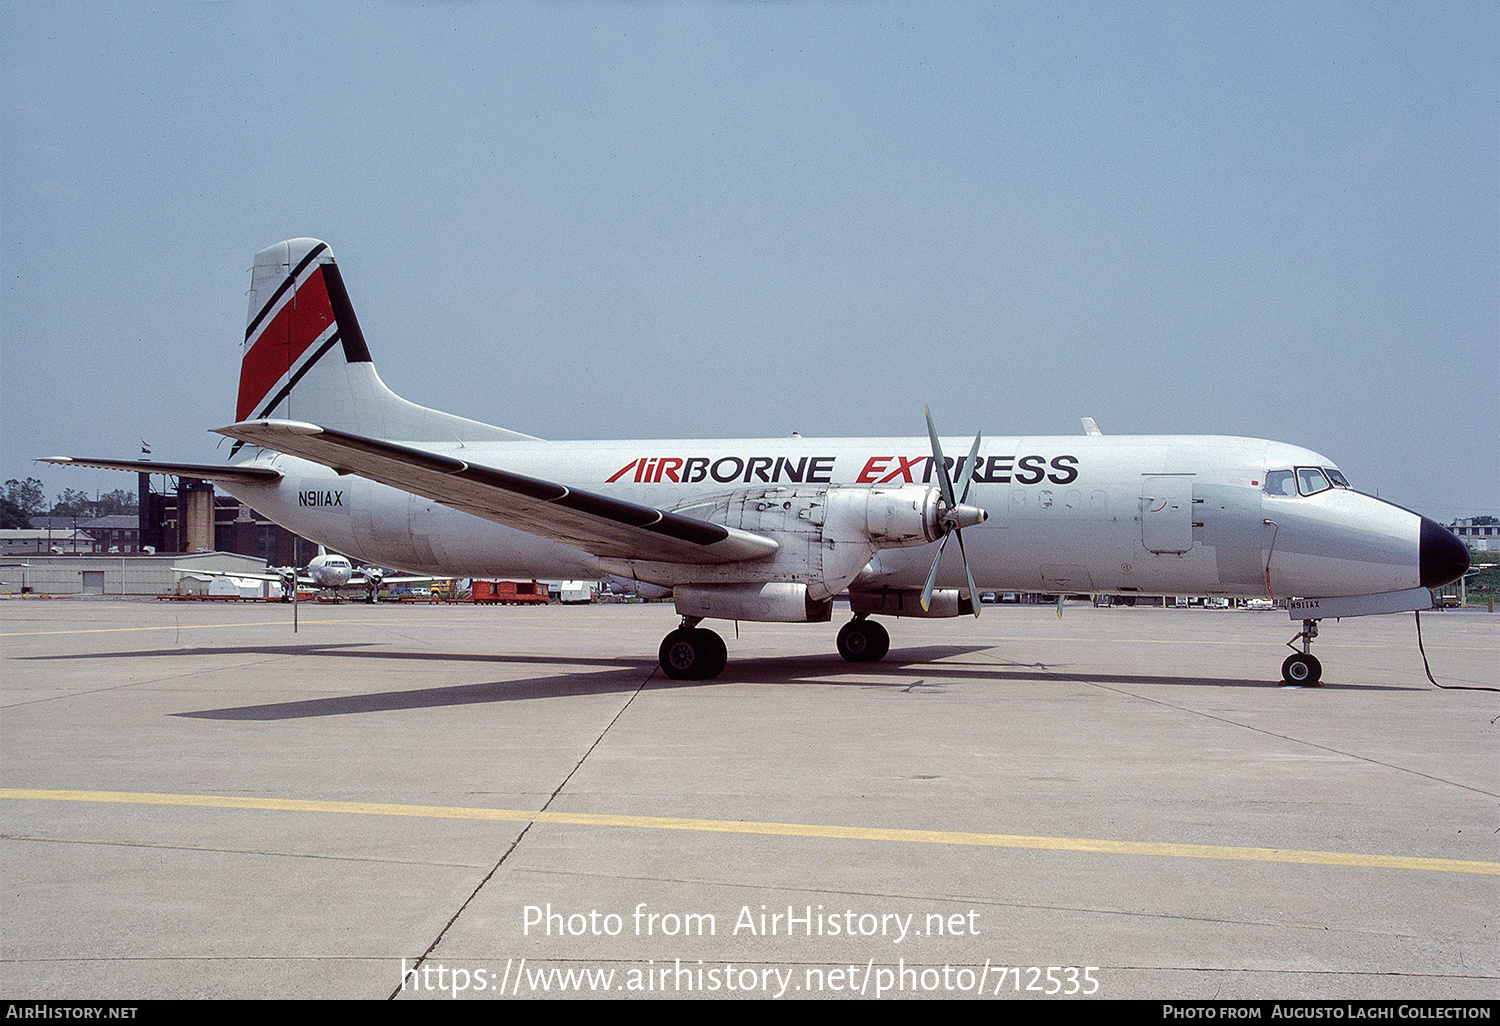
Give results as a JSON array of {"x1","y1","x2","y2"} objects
[{"x1": 920, "y1": 407, "x2": 988, "y2": 616}]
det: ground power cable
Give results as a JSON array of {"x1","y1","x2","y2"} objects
[{"x1": 1414, "y1": 610, "x2": 1498, "y2": 693}]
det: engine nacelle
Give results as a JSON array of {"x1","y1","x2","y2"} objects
[
  {"x1": 848, "y1": 587, "x2": 976, "y2": 618},
  {"x1": 600, "y1": 483, "x2": 986, "y2": 620},
  {"x1": 675, "y1": 582, "x2": 833, "y2": 623},
  {"x1": 822, "y1": 485, "x2": 945, "y2": 549}
]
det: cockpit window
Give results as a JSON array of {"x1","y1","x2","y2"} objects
[
  {"x1": 1296, "y1": 467, "x2": 1332, "y2": 496},
  {"x1": 1264, "y1": 470, "x2": 1296, "y2": 497},
  {"x1": 1325, "y1": 467, "x2": 1350, "y2": 488}
]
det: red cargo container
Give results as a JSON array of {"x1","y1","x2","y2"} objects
[{"x1": 471, "y1": 580, "x2": 550, "y2": 605}]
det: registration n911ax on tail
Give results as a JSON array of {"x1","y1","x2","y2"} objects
[{"x1": 44, "y1": 238, "x2": 1469, "y2": 684}]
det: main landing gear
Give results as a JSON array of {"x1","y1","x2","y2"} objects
[
  {"x1": 1281, "y1": 618, "x2": 1323, "y2": 686},
  {"x1": 657, "y1": 615, "x2": 895, "y2": 679},
  {"x1": 658, "y1": 617, "x2": 728, "y2": 681},
  {"x1": 837, "y1": 615, "x2": 890, "y2": 664}
]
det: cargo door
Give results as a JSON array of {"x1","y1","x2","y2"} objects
[{"x1": 1141, "y1": 476, "x2": 1194, "y2": 554}]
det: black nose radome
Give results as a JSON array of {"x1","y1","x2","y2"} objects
[{"x1": 1419, "y1": 517, "x2": 1470, "y2": 589}]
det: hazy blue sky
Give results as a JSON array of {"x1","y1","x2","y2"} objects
[{"x1": 3, "y1": 2, "x2": 1495, "y2": 520}]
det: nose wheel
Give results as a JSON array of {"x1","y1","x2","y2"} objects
[
  {"x1": 1281, "y1": 652, "x2": 1322, "y2": 686},
  {"x1": 659, "y1": 618, "x2": 728, "y2": 680},
  {"x1": 837, "y1": 616, "x2": 890, "y2": 663},
  {"x1": 1281, "y1": 619, "x2": 1324, "y2": 686}
]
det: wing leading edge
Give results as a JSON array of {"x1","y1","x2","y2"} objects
[
  {"x1": 214, "y1": 420, "x2": 779, "y2": 565},
  {"x1": 39, "y1": 456, "x2": 282, "y2": 484}
]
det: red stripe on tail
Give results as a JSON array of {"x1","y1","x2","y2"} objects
[{"x1": 236, "y1": 266, "x2": 337, "y2": 420}]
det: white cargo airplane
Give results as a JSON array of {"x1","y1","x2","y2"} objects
[
  {"x1": 45, "y1": 239, "x2": 1470, "y2": 683},
  {"x1": 171, "y1": 546, "x2": 445, "y2": 603}
]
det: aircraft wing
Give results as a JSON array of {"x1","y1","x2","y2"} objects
[
  {"x1": 355, "y1": 574, "x2": 452, "y2": 585},
  {"x1": 40, "y1": 457, "x2": 282, "y2": 484},
  {"x1": 214, "y1": 420, "x2": 780, "y2": 565},
  {"x1": 171, "y1": 566, "x2": 290, "y2": 583}
]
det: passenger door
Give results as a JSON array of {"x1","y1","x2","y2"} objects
[{"x1": 1141, "y1": 476, "x2": 1194, "y2": 554}]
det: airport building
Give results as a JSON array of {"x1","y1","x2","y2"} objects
[
  {"x1": 1449, "y1": 517, "x2": 1499, "y2": 552},
  {"x1": 28, "y1": 515, "x2": 141, "y2": 553},
  {"x1": 22, "y1": 475, "x2": 315, "y2": 562},
  {"x1": 2, "y1": 474, "x2": 317, "y2": 596},
  {"x1": 0, "y1": 551, "x2": 268, "y2": 597},
  {"x1": 132, "y1": 472, "x2": 313, "y2": 563},
  {"x1": 1, "y1": 529, "x2": 100, "y2": 556}
]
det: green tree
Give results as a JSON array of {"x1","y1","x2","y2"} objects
[
  {"x1": 0, "y1": 496, "x2": 29, "y2": 529},
  {"x1": 95, "y1": 489, "x2": 139, "y2": 516},
  {"x1": 4, "y1": 478, "x2": 46, "y2": 517},
  {"x1": 51, "y1": 488, "x2": 91, "y2": 517},
  {"x1": 2, "y1": 478, "x2": 47, "y2": 529}
]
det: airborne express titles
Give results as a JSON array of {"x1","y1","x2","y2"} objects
[{"x1": 605, "y1": 453, "x2": 1079, "y2": 487}]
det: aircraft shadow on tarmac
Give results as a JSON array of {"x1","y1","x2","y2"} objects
[{"x1": 158, "y1": 644, "x2": 1416, "y2": 721}]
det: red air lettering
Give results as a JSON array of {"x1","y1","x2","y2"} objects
[
  {"x1": 857, "y1": 456, "x2": 892, "y2": 484},
  {"x1": 606, "y1": 459, "x2": 638, "y2": 483},
  {"x1": 606, "y1": 454, "x2": 840, "y2": 485}
]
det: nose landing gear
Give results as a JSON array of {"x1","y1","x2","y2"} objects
[{"x1": 1281, "y1": 619, "x2": 1323, "y2": 686}]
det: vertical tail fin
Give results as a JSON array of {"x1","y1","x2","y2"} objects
[
  {"x1": 238, "y1": 239, "x2": 368, "y2": 423},
  {"x1": 234, "y1": 238, "x2": 534, "y2": 443}
]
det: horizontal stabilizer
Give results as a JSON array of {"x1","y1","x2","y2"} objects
[
  {"x1": 214, "y1": 419, "x2": 780, "y2": 566},
  {"x1": 39, "y1": 456, "x2": 282, "y2": 484}
]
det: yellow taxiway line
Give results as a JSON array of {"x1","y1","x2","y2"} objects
[
  {"x1": 0, "y1": 617, "x2": 500, "y2": 638},
  {"x1": 3, "y1": 788, "x2": 1495, "y2": 876}
]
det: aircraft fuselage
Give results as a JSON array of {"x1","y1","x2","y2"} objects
[{"x1": 224, "y1": 432, "x2": 1429, "y2": 602}]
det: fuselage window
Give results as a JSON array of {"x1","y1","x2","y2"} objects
[
  {"x1": 1296, "y1": 467, "x2": 1332, "y2": 496},
  {"x1": 1264, "y1": 470, "x2": 1296, "y2": 497}
]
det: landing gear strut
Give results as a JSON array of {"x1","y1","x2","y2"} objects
[
  {"x1": 1281, "y1": 619, "x2": 1323, "y2": 686},
  {"x1": 658, "y1": 616, "x2": 728, "y2": 680},
  {"x1": 837, "y1": 616, "x2": 890, "y2": 664}
]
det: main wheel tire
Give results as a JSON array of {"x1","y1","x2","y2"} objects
[
  {"x1": 695, "y1": 628, "x2": 727, "y2": 679},
  {"x1": 1281, "y1": 652, "x2": 1323, "y2": 686},
  {"x1": 659, "y1": 628, "x2": 727, "y2": 680},
  {"x1": 837, "y1": 619, "x2": 890, "y2": 663},
  {"x1": 836, "y1": 621, "x2": 868, "y2": 662},
  {"x1": 660, "y1": 629, "x2": 700, "y2": 680}
]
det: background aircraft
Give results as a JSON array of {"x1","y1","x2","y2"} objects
[
  {"x1": 173, "y1": 546, "x2": 447, "y2": 603},
  {"x1": 46, "y1": 239, "x2": 1469, "y2": 683}
]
